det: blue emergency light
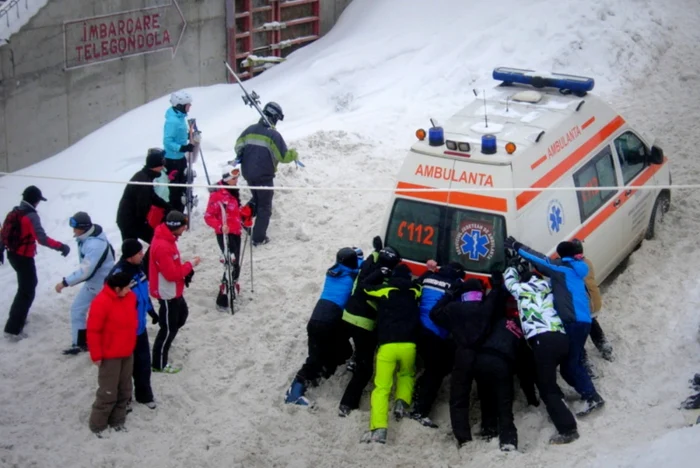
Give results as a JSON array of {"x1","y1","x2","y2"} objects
[
  {"x1": 429, "y1": 126, "x2": 445, "y2": 146},
  {"x1": 481, "y1": 134, "x2": 497, "y2": 155},
  {"x1": 493, "y1": 67, "x2": 595, "y2": 95}
]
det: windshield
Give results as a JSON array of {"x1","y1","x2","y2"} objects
[{"x1": 385, "y1": 198, "x2": 506, "y2": 273}]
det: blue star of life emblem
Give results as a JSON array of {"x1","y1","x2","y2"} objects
[
  {"x1": 549, "y1": 205, "x2": 563, "y2": 233},
  {"x1": 459, "y1": 229, "x2": 490, "y2": 261}
]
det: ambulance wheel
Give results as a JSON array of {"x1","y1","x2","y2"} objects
[{"x1": 645, "y1": 192, "x2": 670, "y2": 240}]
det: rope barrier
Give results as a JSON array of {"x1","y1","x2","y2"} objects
[{"x1": 0, "y1": 170, "x2": 683, "y2": 193}]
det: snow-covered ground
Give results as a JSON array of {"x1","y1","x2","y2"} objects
[{"x1": 1, "y1": 0, "x2": 700, "y2": 466}]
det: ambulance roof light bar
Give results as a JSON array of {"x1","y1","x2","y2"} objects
[{"x1": 492, "y1": 67, "x2": 595, "y2": 96}]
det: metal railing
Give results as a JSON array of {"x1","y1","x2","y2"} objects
[{"x1": 1, "y1": 0, "x2": 30, "y2": 29}]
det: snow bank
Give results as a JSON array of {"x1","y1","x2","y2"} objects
[
  {"x1": 1, "y1": 0, "x2": 699, "y2": 467},
  {"x1": 0, "y1": 0, "x2": 49, "y2": 45}
]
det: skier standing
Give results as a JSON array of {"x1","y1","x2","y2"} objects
[
  {"x1": 1, "y1": 186, "x2": 70, "y2": 341},
  {"x1": 234, "y1": 102, "x2": 298, "y2": 246},
  {"x1": 55, "y1": 212, "x2": 115, "y2": 355},
  {"x1": 163, "y1": 91, "x2": 199, "y2": 212},
  {"x1": 109, "y1": 239, "x2": 158, "y2": 409},
  {"x1": 149, "y1": 211, "x2": 200, "y2": 373}
]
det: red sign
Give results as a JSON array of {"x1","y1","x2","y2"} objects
[{"x1": 63, "y1": 1, "x2": 186, "y2": 70}]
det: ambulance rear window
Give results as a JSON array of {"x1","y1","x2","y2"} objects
[{"x1": 385, "y1": 199, "x2": 506, "y2": 273}]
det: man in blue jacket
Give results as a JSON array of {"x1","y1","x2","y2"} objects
[
  {"x1": 54, "y1": 212, "x2": 115, "y2": 355},
  {"x1": 109, "y1": 239, "x2": 159, "y2": 409},
  {"x1": 234, "y1": 102, "x2": 298, "y2": 246},
  {"x1": 505, "y1": 236, "x2": 605, "y2": 416},
  {"x1": 284, "y1": 247, "x2": 361, "y2": 406},
  {"x1": 164, "y1": 90, "x2": 199, "y2": 212}
]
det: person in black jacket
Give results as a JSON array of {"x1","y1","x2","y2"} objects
[
  {"x1": 116, "y1": 149, "x2": 173, "y2": 275},
  {"x1": 360, "y1": 264, "x2": 422, "y2": 445},
  {"x1": 430, "y1": 273, "x2": 506, "y2": 448}
]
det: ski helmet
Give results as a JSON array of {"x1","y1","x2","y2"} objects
[
  {"x1": 262, "y1": 101, "x2": 284, "y2": 125},
  {"x1": 336, "y1": 247, "x2": 358, "y2": 269},
  {"x1": 170, "y1": 90, "x2": 192, "y2": 107},
  {"x1": 378, "y1": 246, "x2": 400, "y2": 269},
  {"x1": 221, "y1": 164, "x2": 240, "y2": 183}
]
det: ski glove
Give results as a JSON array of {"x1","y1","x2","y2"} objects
[
  {"x1": 180, "y1": 143, "x2": 195, "y2": 153},
  {"x1": 184, "y1": 270, "x2": 195, "y2": 288},
  {"x1": 373, "y1": 235, "x2": 383, "y2": 253},
  {"x1": 0, "y1": 248, "x2": 4, "y2": 265},
  {"x1": 148, "y1": 309, "x2": 159, "y2": 325},
  {"x1": 504, "y1": 236, "x2": 522, "y2": 252},
  {"x1": 287, "y1": 148, "x2": 299, "y2": 161},
  {"x1": 59, "y1": 244, "x2": 71, "y2": 257}
]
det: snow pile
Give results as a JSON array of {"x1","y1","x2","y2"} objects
[
  {"x1": 0, "y1": 0, "x2": 49, "y2": 45},
  {"x1": 1, "y1": 0, "x2": 700, "y2": 466}
]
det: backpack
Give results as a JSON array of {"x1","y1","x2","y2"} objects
[{"x1": 1, "y1": 208, "x2": 30, "y2": 252}]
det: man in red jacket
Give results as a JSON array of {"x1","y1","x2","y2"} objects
[
  {"x1": 87, "y1": 271, "x2": 138, "y2": 436},
  {"x1": 149, "y1": 211, "x2": 200, "y2": 373},
  {"x1": 1, "y1": 186, "x2": 70, "y2": 341}
]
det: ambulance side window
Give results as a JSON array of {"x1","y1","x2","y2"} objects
[
  {"x1": 573, "y1": 146, "x2": 618, "y2": 221},
  {"x1": 614, "y1": 131, "x2": 648, "y2": 184}
]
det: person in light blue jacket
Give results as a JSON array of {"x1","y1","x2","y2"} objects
[
  {"x1": 54, "y1": 212, "x2": 115, "y2": 356},
  {"x1": 163, "y1": 90, "x2": 199, "y2": 212}
]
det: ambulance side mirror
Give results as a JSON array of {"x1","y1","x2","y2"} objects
[{"x1": 650, "y1": 145, "x2": 664, "y2": 165}]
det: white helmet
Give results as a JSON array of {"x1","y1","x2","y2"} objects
[{"x1": 170, "y1": 90, "x2": 192, "y2": 107}]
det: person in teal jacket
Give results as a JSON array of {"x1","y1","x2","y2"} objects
[{"x1": 163, "y1": 90, "x2": 199, "y2": 212}]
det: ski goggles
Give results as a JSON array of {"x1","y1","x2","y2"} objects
[{"x1": 69, "y1": 217, "x2": 91, "y2": 229}]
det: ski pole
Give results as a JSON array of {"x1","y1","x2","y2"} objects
[
  {"x1": 239, "y1": 230, "x2": 249, "y2": 270},
  {"x1": 249, "y1": 229, "x2": 254, "y2": 294},
  {"x1": 199, "y1": 147, "x2": 211, "y2": 186}
]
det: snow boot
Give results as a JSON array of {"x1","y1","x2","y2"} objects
[
  {"x1": 216, "y1": 288, "x2": 229, "y2": 312},
  {"x1": 126, "y1": 400, "x2": 133, "y2": 414},
  {"x1": 393, "y1": 399, "x2": 409, "y2": 421},
  {"x1": 252, "y1": 237, "x2": 270, "y2": 247},
  {"x1": 549, "y1": 430, "x2": 580, "y2": 445},
  {"x1": 284, "y1": 378, "x2": 312, "y2": 406},
  {"x1": 62, "y1": 344, "x2": 88, "y2": 355},
  {"x1": 682, "y1": 392, "x2": 700, "y2": 410},
  {"x1": 598, "y1": 342, "x2": 614, "y2": 362},
  {"x1": 691, "y1": 373, "x2": 700, "y2": 391},
  {"x1": 4, "y1": 332, "x2": 28, "y2": 342},
  {"x1": 112, "y1": 425, "x2": 128, "y2": 433},
  {"x1": 360, "y1": 428, "x2": 387, "y2": 444},
  {"x1": 479, "y1": 426, "x2": 498, "y2": 441},
  {"x1": 338, "y1": 404, "x2": 352, "y2": 418},
  {"x1": 142, "y1": 401, "x2": 157, "y2": 410},
  {"x1": 577, "y1": 393, "x2": 605, "y2": 417},
  {"x1": 409, "y1": 411, "x2": 439, "y2": 428},
  {"x1": 153, "y1": 364, "x2": 181, "y2": 374},
  {"x1": 499, "y1": 432, "x2": 518, "y2": 452}
]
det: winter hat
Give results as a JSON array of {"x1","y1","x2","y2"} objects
[
  {"x1": 571, "y1": 238, "x2": 584, "y2": 256},
  {"x1": 556, "y1": 241, "x2": 578, "y2": 259},
  {"x1": 222, "y1": 164, "x2": 241, "y2": 183},
  {"x1": 146, "y1": 148, "x2": 166, "y2": 169},
  {"x1": 121, "y1": 239, "x2": 143, "y2": 259},
  {"x1": 22, "y1": 185, "x2": 47, "y2": 204},
  {"x1": 165, "y1": 210, "x2": 187, "y2": 230},
  {"x1": 106, "y1": 271, "x2": 133, "y2": 290},
  {"x1": 462, "y1": 278, "x2": 484, "y2": 292},
  {"x1": 392, "y1": 263, "x2": 412, "y2": 279},
  {"x1": 69, "y1": 211, "x2": 93, "y2": 230}
]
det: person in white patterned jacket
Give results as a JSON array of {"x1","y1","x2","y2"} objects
[{"x1": 503, "y1": 266, "x2": 579, "y2": 446}]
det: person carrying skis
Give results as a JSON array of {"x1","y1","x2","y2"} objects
[
  {"x1": 204, "y1": 164, "x2": 244, "y2": 310},
  {"x1": 338, "y1": 238, "x2": 399, "y2": 417},
  {"x1": 1, "y1": 186, "x2": 70, "y2": 341},
  {"x1": 55, "y1": 212, "x2": 115, "y2": 355},
  {"x1": 284, "y1": 247, "x2": 361, "y2": 406},
  {"x1": 505, "y1": 237, "x2": 605, "y2": 416},
  {"x1": 360, "y1": 263, "x2": 422, "y2": 445},
  {"x1": 87, "y1": 271, "x2": 138, "y2": 436},
  {"x1": 234, "y1": 101, "x2": 298, "y2": 247},
  {"x1": 116, "y1": 148, "x2": 173, "y2": 273},
  {"x1": 410, "y1": 259, "x2": 464, "y2": 429},
  {"x1": 503, "y1": 265, "x2": 579, "y2": 445},
  {"x1": 429, "y1": 273, "x2": 506, "y2": 448},
  {"x1": 164, "y1": 91, "x2": 200, "y2": 212},
  {"x1": 149, "y1": 211, "x2": 200, "y2": 373},
  {"x1": 109, "y1": 239, "x2": 159, "y2": 409}
]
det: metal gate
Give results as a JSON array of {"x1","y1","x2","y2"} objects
[{"x1": 226, "y1": 0, "x2": 320, "y2": 81}]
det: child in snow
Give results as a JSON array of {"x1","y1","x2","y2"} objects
[
  {"x1": 284, "y1": 247, "x2": 362, "y2": 406},
  {"x1": 87, "y1": 271, "x2": 139, "y2": 436},
  {"x1": 361, "y1": 263, "x2": 422, "y2": 444}
]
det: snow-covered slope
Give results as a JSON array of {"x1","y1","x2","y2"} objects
[
  {"x1": 1, "y1": 0, "x2": 700, "y2": 467},
  {"x1": 0, "y1": 0, "x2": 49, "y2": 45}
]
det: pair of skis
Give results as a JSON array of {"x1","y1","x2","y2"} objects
[
  {"x1": 184, "y1": 118, "x2": 211, "y2": 230},
  {"x1": 218, "y1": 202, "x2": 237, "y2": 314}
]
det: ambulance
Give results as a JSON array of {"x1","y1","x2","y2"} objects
[{"x1": 381, "y1": 67, "x2": 671, "y2": 284}]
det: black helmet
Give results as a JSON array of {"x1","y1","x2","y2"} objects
[
  {"x1": 378, "y1": 246, "x2": 401, "y2": 269},
  {"x1": 336, "y1": 247, "x2": 358, "y2": 269},
  {"x1": 263, "y1": 102, "x2": 284, "y2": 125},
  {"x1": 571, "y1": 238, "x2": 584, "y2": 256}
]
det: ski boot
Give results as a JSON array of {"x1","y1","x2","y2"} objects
[
  {"x1": 682, "y1": 392, "x2": 700, "y2": 410},
  {"x1": 360, "y1": 428, "x2": 387, "y2": 444},
  {"x1": 409, "y1": 411, "x2": 439, "y2": 428},
  {"x1": 338, "y1": 404, "x2": 352, "y2": 418},
  {"x1": 392, "y1": 399, "x2": 409, "y2": 421},
  {"x1": 4, "y1": 332, "x2": 28, "y2": 342},
  {"x1": 153, "y1": 364, "x2": 181, "y2": 374},
  {"x1": 62, "y1": 344, "x2": 88, "y2": 355},
  {"x1": 577, "y1": 393, "x2": 605, "y2": 417},
  {"x1": 691, "y1": 373, "x2": 700, "y2": 391},
  {"x1": 479, "y1": 426, "x2": 498, "y2": 441},
  {"x1": 284, "y1": 378, "x2": 313, "y2": 407},
  {"x1": 598, "y1": 342, "x2": 614, "y2": 362},
  {"x1": 549, "y1": 430, "x2": 580, "y2": 445}
]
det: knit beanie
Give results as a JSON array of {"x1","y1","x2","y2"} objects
[{"x1": 121, "y1": 239, "x2": 143, "y2": 259}]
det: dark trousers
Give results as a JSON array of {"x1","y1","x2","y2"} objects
[
  {"x1": 450, "y1": 348, "x2": 477, "y2": 444},
  {"x1": 165, "y1": 158, "x2": 188, "y2": 213},
  {"x1": 133, "y1": 330, "x2": 154, "y2": 403},
  {"x1": 413, "y1": 328, "x2": 454, "y2": 417},
  {"x1": 4, "y1": 252, "x2": 37, "y2": 336},
  {"x1": 340, "y1": 323, "x2": 377, "y2": 409},
  {"x1": 474, "y1": 353, "x2": 517, "y2": 447},
  {"x1": 216, "y1": 233, "x2": 242, "y2": 281},
  {"x1": 248, "y1": 178, "x2": 274, "y2": 244},
  {"x1": 590, "y1": 317, "x2": 608, "y2": 351},
  {"x1": 119, "y1": 224, "x2": 155, "y2": 279},
  {"x1": 530, "y1": 332, "x2": 577, "y2": 434},
  {"x1": 296, "y1": 319, "x2": 352, "y2": 385},
  {"x1": 152, "y1": 297, "x2": 189, "y2": 370},
  {"x1": 89, "y1": 355, "x2": 134, "y2": 432},
  {"x1": 561, "y1": 321, "x2": 597, "y2": 400}
]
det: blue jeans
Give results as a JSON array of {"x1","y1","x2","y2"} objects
[{"x1": 560, "y1": 321, "x2": 596, "y2": 400}]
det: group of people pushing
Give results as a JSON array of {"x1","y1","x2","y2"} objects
[{"x1": 285, "y1": 235, "x2": 611, "y2": 450}]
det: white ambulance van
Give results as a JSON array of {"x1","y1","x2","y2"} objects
[{"x1": 381, "y1": 67, "x2": 671, "y2": 284}]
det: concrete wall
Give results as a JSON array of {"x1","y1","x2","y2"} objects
[{"x1": 0, "y1": 0, "x2": 351, "y2": 173}]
